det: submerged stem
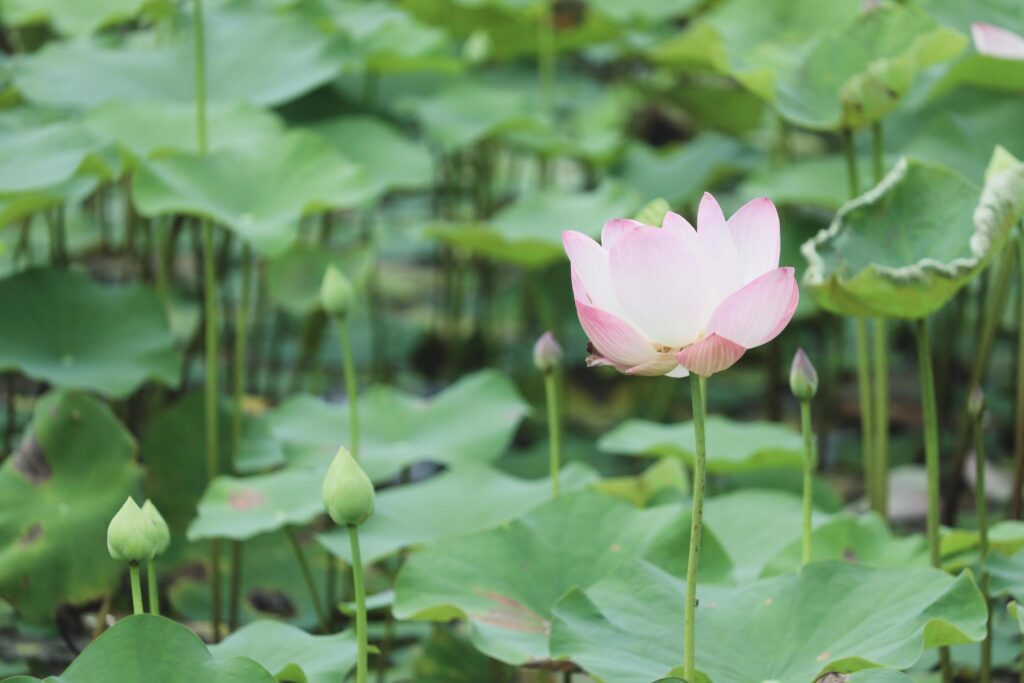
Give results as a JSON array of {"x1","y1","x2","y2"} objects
[
  {"x1": 129, "y1": 563, "x2": 143, "y2": 616},
  {"x1": 683, "y1": 376, "x2": 707, "y2": 683},
  {"x1": 800, "y1": 400, "x2": 815, "y2": 565},
  {"x1": 543, "y1": 371, "x2": 562, "y2": 497},
  {"x1": 349, "y1": 525, "x2": 369, "y2": 683}
]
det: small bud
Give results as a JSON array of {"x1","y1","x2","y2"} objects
[
  {"x1": 141, "y1": 500, "x2": 170, "y2": 556},
  {"x1": 968, "y1": 385, "x2": 986, "y2": 419},
  {"x1": 789, "y1": 348, "x2": 818, "y2": 400},
  {"x1": 322, "y1": 446, "x2": 375, "y2": 527},
  {"x1": 320, "y1": 265, "x2": 355, "y2": 317},
  {"x1": 533, "y1": 331, "x2": 562, "y2": 373},
  {"x1": 107, "y1": 497, "x2": 157, "y2": 563}
]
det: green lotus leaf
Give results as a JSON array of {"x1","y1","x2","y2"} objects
[
  {"x1": 549, "y1": 560, "x2": 987, "y2": 683},
  {"x1": 848, "y1": 672, "x2": 915, "y2": 683},
  {"x1": 317, "y1": 463, "x2": 597, "y2": 566},
  {"x1": 22, "y1": 615, "x2": 275, "y2": 682},
  {"x1": 594, "y1": 458, "x2": 688, "y2": 507},
  {"x1": 0, "y1": 268, "x2": 181, "y2": 398},
  {"x1": 598, "y1": 415, "x2": 804, "y2": 474},
  {"x1": 13, "y1": 2, "x2": 349, "y2": 110},
  {"x1": 587, "y1": 0, "x2": 699, "y2": 25},
  {"x1": 426, "y1": 180, "x2": 643, "y2": 269},
  {"x1": 210, "y1": 620, "x2": 357, "y2": 683},
  {"x1": 2, "y1": 0, "x2": 163, "y2": 36},
  {"x1": 266, "y1": 241, "x2": 374, "y2": 317},
  {"x1": 739, "y1": 154, "x2": 874, "y2": 210},
  {"x1": 267, "y1": 369, "x2": 529, "y2": 481},
  {"x1": 187, "y1": 468, "x2": 325, "y2": 542},
  {"x1": 655, "y1": 0, "x2": 965, "y2": 131},
  {"x1": 133, "y1": 130, "x2": 375, "y2": 256},
  {"x1": 329, "y1": 1, "x2": 460, "y2": 74},
  {"x1": 311, "y1": 116, "x2": 435, "y2": 195},
  {"x1": 85, "y1": 101, "x2": 283, "y2": 161},
  {"x1": 801, "y1": 156, "x2": 1024, "y2": 319},
  {"x1": 0, "y1": 109, "x2": 115, "y2": 194},
  {"x1": 410, "y1": 627, "x2": 515, "y2": 683},
  {"x1": 0, "y1": 176, "x2": 99, "y2": 229},
  {"x1": 0, "y1": 392, "x2": 141, "y2": 624},
  {"x1": 392, "y1": 490, "x2": 731, "y2": 665}
]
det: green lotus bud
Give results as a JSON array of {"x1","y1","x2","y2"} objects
[
  {"x1": 968, "y1": 385, "x2": 986, "y2": 419},
  {"x1": 322, "y1": 446, "x2": 375, "y2": 527},
  {"x1": 789, "y1": 348, "x2": 818, "y2": 401},
  {"x1": 533, "y1": 331, "x2": 562, "y2": 373},
  {"x1": 320, "y1": 265, "x2": 355, "y2": 317},
  {"x1": 107, "y1": 497, "x2": 157, "y2": 563},
  {"x1": 141, "y1": 499, "x2": 170, "y2": 556}
]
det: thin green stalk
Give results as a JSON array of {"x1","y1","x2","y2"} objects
[
  {"x1": 683, "y1": 376, "x2": 707, "y2": 683},
  {"x1": 338, "y1": 318, "x2": 360, "y2": 459},
  {"x1": 349, "y1": 525, "x2": 368, "y2": 683},
  {"x1": 800, "y1": 400, "x2": 815, "y2": 565},
  {"x1": 975, "y1": 407, "x2": 991, "y2": 683},
  {"x1": 842, "y1": 128, "x2": 860, "y2": 198},
  {"x1": 872, "y1": 318, "x2": 889, "y2": 518},
  {"x1": 1010, "y1": 231, "x2": 1024, "y2": 518},
  {"x1": 543, "y1": 371, "x2": 561, "y2": 497},
  {"x1": 232, "y1": 245, "x2": 252, "y2": 454},
  {"x1": 193, "y1": 0, "x2": 208, "y2": 155},
  {"x1": 146, "y1": 561, "x2": 159, "y2": 616},
  {"x1": 914, "y1": 318, "x2": 941, "y2": 567},
  {"x1": 129, "y1": 563, "x2": 143, "y2": 616},
  {"x1": 228, "y1": 541, "x2": 243, "y2": 632},
  {"x1": 325, "y1": 557, "x2": 338, "y2": 632},
  {"x1": 871, "y1": 121, "x2": 884, "y2": 184},
  {"x1": 855, "y1": 319, "x2": 876, "y2": 511},
  {"x1": 285, "y1": 527, "x2": 329, "y2": 633},
  {"x1": 537, "y1": 0, "x2": 555, "y2": 116}
]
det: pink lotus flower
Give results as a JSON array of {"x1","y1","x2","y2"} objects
[
  {"x1": 971, "y1": 22, "x2": 1024, "y2": 61},
  {"x1": 563, "y1": 193, "x2": 798, "y2": 378}
]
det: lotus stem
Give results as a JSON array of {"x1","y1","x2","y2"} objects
[
  {"x1": 1010, "y1": 231, "x2": 1024, "y2": 518},
  {"x1": 232, "y1": 244, "x2": 251, "y2": 456},
  {"x1": 537, "y1": 0, "x2": 556, "y2": 116},
  {"x1": 543, "y1": 370, "x2": 562, "y2": 497},
  {"x1": 974, "y1": 400, "x2": 991, "y2": 683},
  {"x1": 854, "y1": 319, "x2": 876, "y2": 512},
  {"x1": 146, "y1": 561, "x2": 159, "y2": 615},
  {"x1": 349, "y1": 525, "x2": 369, "y2": 683},
  {"x1": 872, "y1": 318, "x2": 889, "y2": 518},
  {"x1": 800, "y1": 399, "x2": 815, "y2": 565},
  {"x1": 338, "y1": 318, "x2": 360, "y2": 460},
  {"x1": 228, "y1": 540, "x2": 243, "y2": 632},
  {"x1": 129, "y1": 563, "x2": 143, "y2": 616},
  {"x1": 842, "y1": 128, "x2": 860, "y2": 197},
  {"x1": 683, "y1": 375, "x2": 707, "y2": 683},
  {"x1": 871, "y1": 121, "x2": 884, "y2": 184},
  {"x1": 285, "y1": 527, "x2": 329, "y2": 633}
]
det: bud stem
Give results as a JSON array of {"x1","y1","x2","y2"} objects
[
  {"x1": 974, "y1": 406, "x2": 991, "y2": 683},
  {"x1": 683, "y1": 375, "x2": 707, "y2": 683},
  {"x1": 129, "y1": 563, "x2": 143, "y2": 616},
  {"x1": 348, "y1": 524, "x2": 368, "y2": 683},
  {"x1": 543, "y1": 371, "x2": 562, "y2": 498},
  {"x1": 800, "y1": 400, "x2": 815, "y2": 565},
  {"x1": 146, "y1": 561, "x2": 160, "y2": 616}
]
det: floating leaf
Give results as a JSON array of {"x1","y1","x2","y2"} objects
[
  {"x1": 598, "y1": 416, "x2": 804, "y2": 474},
  {"x1": 426, "y1": 180, "x2": 643, "y2": 268},
  {"x1": 133, "y1": 131, "x2": 375, "y2": 256},
  {"x1": 21, "y1": 615, "x2": 275, "y2": 682},
  {"x1": 318, "y1": 463, "x2": 597, "y2": 566},
  {"x1": 0, "y1": 110, "x2": 114, "y2": 194},
  {"x1": 210, "y1": 620, "x2": 357, "y2": 683},
  {"x1": 550, "y1": 560, "x2": 987, "y2": 683},
  {"x1": 187, "y1": 468, "x2": 325, "y2": 542},
  {"x1": 802, "y1": 155, "x2": 1024, "y2": 319},
  {"x1": 267, "y1": 370, "x2": 529, "y2": 482},
  {"x1": 14, "y1": 3, "x2": 349, "y2": 109},
  {"x1": 0, "y1": 392, "x2": 141, "y2": 624},
  {"x1": 392, "y1": 490, "x2": 731, "y2": 665},
  {"x1": 0, "y1": 268, "x2": 181, "y2": 398}
]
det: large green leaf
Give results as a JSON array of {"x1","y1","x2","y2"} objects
[
  {"x1": 318, "y1": 463, "x2": 597, "y2": 565},
  {"x1": 392, "y1": 490, "x2": 731, "y2": 665},
  {"x1": 598, "y1": 415, "x2": 804, "y2": 474},
  {"x1": 13, "y1": 2, "x2": 348, "y2": 109},
  {"x1": 210, "y1": 620, "x2": 357, "y2": 683},
  {"x1": 266, "y1": 241, "x2": 374, "y2": 317},
  {"x1": 328, "y1": 1, "x2": 460, "y2": 74},
  {"x1": 267, "y1": 370, "x2": 530, "y2": 482},
  {"x1": 133, "y1": 131, "x2": 375, "y2": 256},
  {"x1": 187, "y1": 467, "x2": 325, "y2": 542},
  {"x1": 550, "y1": 560, "x2": 987, "y2": 683},
  {"x1": 802, "y1": 155, "x2": 1024, "y2": 319},
  {"x1": 0, "y1": 109, "x2": 115, "y2": 193},
  {"x1": 0, "y1": 268, "x2": 181, "y2": 398},
  {"x1": 0, "y1": 392, "x2": 141, "y2": 624},
  {"x1": 26, "y1": 615, "x2": 275, "y2": 682},
  {"x1": 310, "y1": 116, "x2": 435, "y2": 195},
  {"x1": 2, "y1": 0, "x2": 161, "y2": 36},
  {"x1": 426, "y1": 180, "x2": 643, "y2": 269}
]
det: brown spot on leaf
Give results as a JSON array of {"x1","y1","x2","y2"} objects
[
  {"x1": 816, "y1": 652, "x2": 831, "y2": 662},
  {"x1": 474, "y1": 591, "x2": 549, "y2": 634},
  {"x1": 763, "y1": 598, "x2": 774, "y2": 606},
  {"x1": 19, "y1": 523, "x2": 43, "y2": 547},
  {"x1": 229, "y1": 489, "x2": 266, "y2": 510},
  {"x1": 11, "y1": 437, "x2": 51, "y2": 484},
  {"x1": 609, "y1": 543, "x2": 621, "y2": 553},
  {"x1": 815, "y1": 674, "x2": 847, "y2": 683},
  {"x1": 248, "y1": 588, "x2": 296, "y2": 618}
]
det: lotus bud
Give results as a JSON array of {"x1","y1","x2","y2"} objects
[
  {"x1": 968, "y1": 385, "x2": 986, "y2": 419},
  {"x1": 141, "y1": 499, "x2": 170, "y2": 556},
  {"x1": 322, "y1": 446, "x2": 375, "y2": 527},
  {"x1": 789, "y1": 348, "x2": 818, "y2": 401},
  {"x1": 320, "y1": 265, "x2": 355, "y2": 317},
  {"x1": 533, "y1": 331, "x2": 562, "y2": 374},
  {"x1": 107, "y1": 497, "x2": 157, "y2": 563}
]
